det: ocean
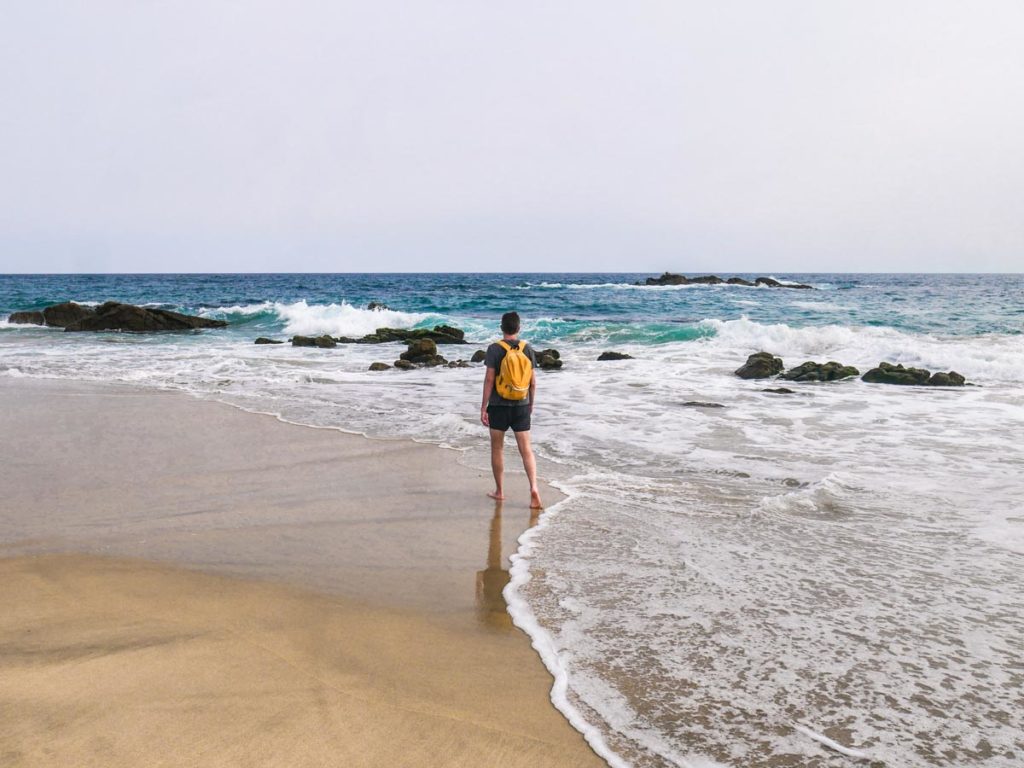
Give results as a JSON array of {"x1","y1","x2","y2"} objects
[{"x1": 2, "y1": 272, "x2": 1022, "y2": 767}]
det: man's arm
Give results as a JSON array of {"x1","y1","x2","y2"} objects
[
  {"x1": 528, "y1": 369, "x2": 536, "y2": 414},
  {"x1": 481, "y1": 367, "x2": 495, "y2": 426}
]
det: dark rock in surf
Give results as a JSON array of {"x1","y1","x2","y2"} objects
[
  {"x1": 735, "y1": 352, "x2": 784, "y2": 379},
  {"x1": 861, "y1": 362, "x2": 931, "y2": 386},
  {"x1": 781, "y1": 361, "x2": 860, "y2": 382},
  {"x1": 291, "y1": 334, "x2": 337, "y2": 348},
  {"x1": 598, "y1": 351, "x2": 634, "y2": 361},
  {"x1": 64, "y1": 302, "x2": 227, "y2": 332},
  {"x1": 762, "y1": 387, "x2": 796, "y2": 394},
  {"x1": 393, "y1": 359, "x2": 415, "y2": 370},
  {"x1": 682, "y1": 401, "x2": 725, "y2": 408},
  {"x1": 401, "y1": 338, "x2": 438, "y2": 362},
  {"x1": 536, "y1": 348, "x2": 562, "y2": 370},
  {"x1": 45, "y1": 302, "x2": 97, "y2": 328},
  {"x1": 254, "y1": 337, "x2": 284, "y2": 344},
  {"x1": 927, "y1": 371, "x2": 966, "y2": 387},
  {"x1": 471, "y1": 349, "x2": 486, "y2": 363},
  {"x1": 366, "y1": 301, "x2": 390, "y2": 311},
  {"x1": 8, "y1": 310, "x2": 46, "y2": 325},
  {"x1": 640, "y1": 273, "x2": 813, "y2": 290},
  {"x1": 368, "y1": 362, "x2": 391, "y2": 371},
  {"x1": 344, "y1": 325, "x2": 468, "y2": 345}
]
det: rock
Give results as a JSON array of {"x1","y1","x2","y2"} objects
[
  {"x1": 350, "y1": 325, "x2": 468, "y2": 345},
  {"x1": 393, "y1": 359, "x2": 415, "y2": 370},
  {"x1": 471, "y1": 349, "x2": 486, "y2": 363},
  {"x1": 598, "y1": 351, "x2": 634, "y2": 361},
  {"x1": 536, "y1": 348, "x2": 562, "y2": 370},
  {"x1": 762, "y1": 387, "x2": 796, "y2": 394},
  {"x1": 431, "y1": 324, "x2": 465, "y2": 341},
  {"x1": 64, "y1": 302, "x2": 227, "y2": 332},
  {"x1": 400, "y1": 338, "x2": 438, "y2": 363},
  {"x1": 735, "y1": 352, "x2": 784, "y2": 379},
  {"x1": 753, "y1": 277, "x2": 813, "y2": 290},
  {"x1": 254, "y1": 337, "x2": 283, "y2": 344},
  {"x1": 640, "y1": 273, "x2": 813, "y2": 289},
  {"x1": 927, "y1": 371, "x2": 966, "y2": 387},
  {"x1": 861, "y1": 362, "x2": 931, "y2": 386},
  {"x1": 781, "y1": 361, "x2": 860, "y2": 382},
  {"x1": 366, "y1": 301, "x2": 390, "y2": 311},
  {"x1": 682, "y1": 401, "x2": 725, "y2": 408},
  {"x1": 368, "y1": 362, "x2": 391, "y2": 371},
  {"x1": 291, "y1": 334, "x2": 336, "y2": 348},
  {"x1": 44, "y1": 302, "x2": 97, "y2": 328},
  {"x1": 455, "y1": 360, "x2": 471, "y2": 368},
  {"x1": 8, "y1": 310, "x2": 45, "y2": 325}
]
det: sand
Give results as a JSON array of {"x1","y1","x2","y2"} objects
[{"x1": 0, "y1": 378, "x2": 602, "y2": 767}]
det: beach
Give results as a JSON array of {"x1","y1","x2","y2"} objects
[{"x1": 0, "y1": 377, "x2": 602, "y2": 767}]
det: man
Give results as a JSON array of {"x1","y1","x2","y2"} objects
[{"x1": 480, "y1": 311, "x2": 542, "y2": 509}]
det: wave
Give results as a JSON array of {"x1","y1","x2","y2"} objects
[{"x1": 200, "y1": 300, "x2": 427, "y2": 337}]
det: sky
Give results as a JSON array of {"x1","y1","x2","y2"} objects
[{"x1": 1, "y1": 1, "x2": 1022, "y2": 273}]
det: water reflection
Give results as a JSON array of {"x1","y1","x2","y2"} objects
[{"x1": 476, "y1": 503, "x2": 540, "y2": 629}]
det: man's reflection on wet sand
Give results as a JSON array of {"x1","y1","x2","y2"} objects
[{"x1": 476, "y1": 503, "x2": 540, "y2": 629}]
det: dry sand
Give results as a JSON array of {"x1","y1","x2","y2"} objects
[{"x1": 0, "y1": 378, "x2": 602, "y2": 767}]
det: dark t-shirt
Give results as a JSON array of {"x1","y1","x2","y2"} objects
[{"x1": 485, "y1": 340, "x2": 537, "y2": 407}]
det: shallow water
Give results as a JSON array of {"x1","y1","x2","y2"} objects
[{"x1": 2, "y1": 272, "x2": 1022, "y2": 766}]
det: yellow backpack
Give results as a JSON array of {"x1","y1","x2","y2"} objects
[{"x1": 495, "y1": 340, "x2": 533, "y2": 400}]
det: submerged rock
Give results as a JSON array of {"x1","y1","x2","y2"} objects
[
  {"x1": 254, "y1": 337, "x2": 283, "y2": 345},
  {"x1": 471, "y1": 349, "x2": 486, "y2": 363},
  {"x1": 598, "y1": 351, "x2": 634, "y2": 361},
  {"x1": 65, "y1": 302, "x2": 227, "y2": 332},
  {"x1": 393, "y1": 359, "x2": 415, "y2": 370},
  {"x1": 762, "y1": 387, "x2": 796, "y2": 395},
  {"x1": 682, "y1": 401, "x2": 725, "y2": 408},
  {"x1": 735, "y1": 352, "x2": 784, "y2": 379},
  {"x1": 366, "y1": 301, "x2": 390, "y2": 311},
  {"x1": 781, "y1": 361, "x2": 860, "y2": 382},
  {"x1": 368, "y1": 362, "x2": 391, "y2": 371},
  {"x1": 928, "y1": 371, "x2": 967, "y2": 387}
]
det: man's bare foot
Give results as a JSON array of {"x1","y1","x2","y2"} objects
[
  {"x1": 488, "y1": 491, "x2": 506, "y2": 501},
  {"x1": 529, "y1": 490, "x2": 543, "y2": 509}
]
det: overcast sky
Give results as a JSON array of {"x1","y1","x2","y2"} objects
[{"x1": 1, "y1": 1, "x2": 1022, "y2": 273}]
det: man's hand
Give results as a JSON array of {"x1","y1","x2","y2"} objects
[{"x1": 480, "y1": 407, "x2": 490, "y2": 427}]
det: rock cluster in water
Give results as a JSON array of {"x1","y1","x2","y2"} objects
[
  {"x1": 598, "y1": 351, "x2": 633, "y2": 361},
  {"x1": 735, "y1": 354, "x2": 969, "y2": 387},
  {"x1": 9, "y1": 301, "x2": 227, "y2": 332},
  {"x1": 640, "y1": 273, "x2": 813, "y2": 289},
  {"x1": 862, "y1": 362, "x2": 966, "y2": 387}
]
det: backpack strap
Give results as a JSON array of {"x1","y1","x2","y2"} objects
[{"x1": 497, "y1": 339, "x2": 526, "y2": 351}]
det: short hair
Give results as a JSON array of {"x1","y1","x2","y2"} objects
[{"x1": 501, "y1": 311, "x2": 521, "y2": 335}]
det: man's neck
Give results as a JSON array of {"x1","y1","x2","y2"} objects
[{"x1": 502, "y1": 334, "x2": 518, "y2": 342}]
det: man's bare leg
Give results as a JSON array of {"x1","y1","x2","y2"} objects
[
  {"x1": 514, "y1": 430, "x2": 543, "y2": 509},
  {"x1": 488, "y1": 428, "x2": 506, "y2": 500}
]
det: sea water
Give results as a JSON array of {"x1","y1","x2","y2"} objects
[{"x1": 1, "y1": 273, "x2": 1022, "y2": 767}]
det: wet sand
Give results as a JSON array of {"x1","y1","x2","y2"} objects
[{"x1": 0, "y1": 378, "x2": 602, "y2": 767}]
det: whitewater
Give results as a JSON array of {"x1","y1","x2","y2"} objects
[{"x1": 1, "y1": 272, "x2": 1022, "y2": 766}]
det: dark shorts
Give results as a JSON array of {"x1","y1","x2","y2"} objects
[{"x1": 487, "y1": 405, "x2": 531, "y2": 433}]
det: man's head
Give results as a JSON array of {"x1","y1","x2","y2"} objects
[{"x1": 501, "y1": 311, "x2": 521, "y2": 336}]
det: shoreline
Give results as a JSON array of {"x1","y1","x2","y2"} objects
[{"x1": 0, "y1": 377, "x2": 602, "y2": 767}]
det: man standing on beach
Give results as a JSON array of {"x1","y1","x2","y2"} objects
[{"x1": 480, "y1": 311, "x2": 543, "y2": 509}]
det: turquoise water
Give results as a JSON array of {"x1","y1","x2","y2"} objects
[{"x1": 2, "y1": 272, "x2": 1023, "y2": 767}]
